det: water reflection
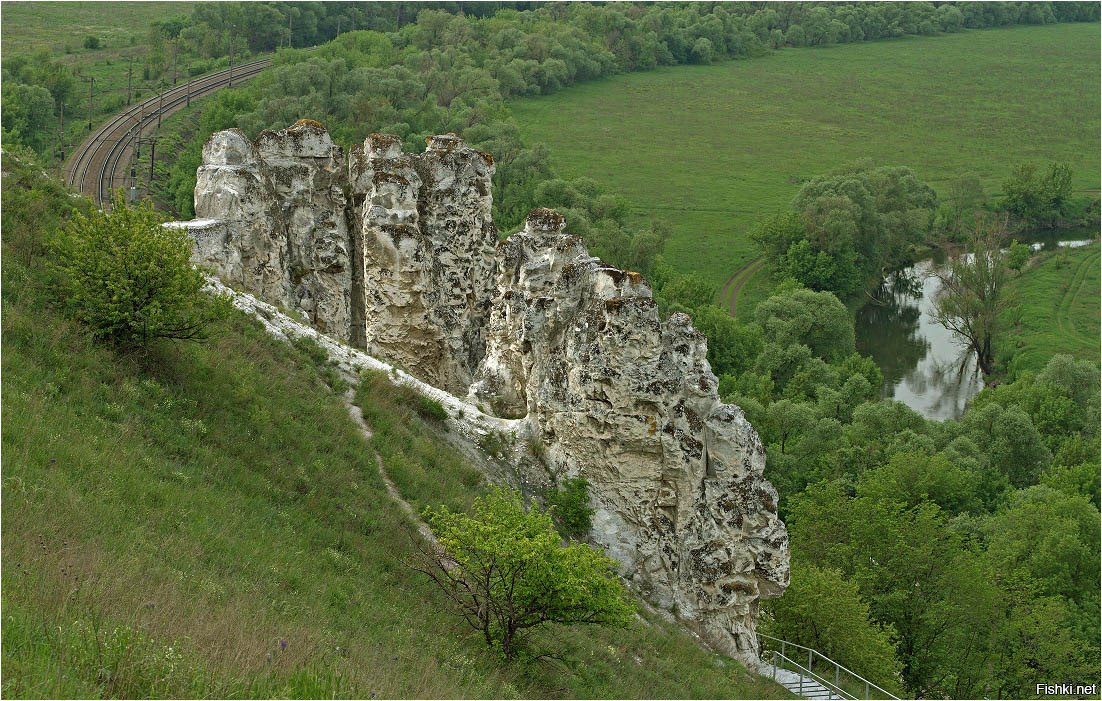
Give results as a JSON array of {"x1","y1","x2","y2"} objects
[
  {"x1": 855, "y1": 229, "x2": 1097, "y2": 420},
  {"x1": 857, "y1": 260, "x2": 981, "y2": 420}
]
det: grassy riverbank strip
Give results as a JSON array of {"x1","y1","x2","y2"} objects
[{"x1": 999, "y1": 243, "x2": 1101, "y2": 380}]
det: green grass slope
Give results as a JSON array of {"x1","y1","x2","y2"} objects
[
  {"x1": 1, "y1": 152, "x2": 787, "y2": 699},
  {"x1": 510, "y1": 23, "x2": 1101, "y2": 294},
  {"x1": 999, "y1": 244, "x2": 1101, "y2": 380}
]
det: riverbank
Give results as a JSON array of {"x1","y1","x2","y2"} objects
[{"x1": 998, "y1": 243, "x2": 1101, "y2": 380}]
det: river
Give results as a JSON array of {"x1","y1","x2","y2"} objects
[{"x1": 855, "y1": 234, "x2": 1096, "y2": 421}]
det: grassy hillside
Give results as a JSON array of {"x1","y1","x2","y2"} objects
[
  {"x1": 1, "y1": 151, "x2": 786, "y2": 699},
  {"x1": 999, "y1": 244, "x2": 1101, "y2": 379},
  {"x1": 510, "y1": 23, "x2": 1101, "y2": 297}
]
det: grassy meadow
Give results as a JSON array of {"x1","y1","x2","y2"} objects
[
  {"x1": 1, "y1": 2, "x2": 193, "y2": 56},
  {"x1": 1, "y1": 152, "x2": 786, "y2": 699},
  {"x1": 999, "y1": 244, "x2": 1101, "y2": 379},
  {"x1": 510, "y1": 23, "x2": 1101, "y2": 301}
]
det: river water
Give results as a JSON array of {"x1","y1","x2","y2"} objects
[{"x1": 855, "y1": 234, "x2": 1096, "y2": 421}]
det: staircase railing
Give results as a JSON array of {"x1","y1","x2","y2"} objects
[{"x1": 758, "y1": 632, "x2": 900, "y2": 700}]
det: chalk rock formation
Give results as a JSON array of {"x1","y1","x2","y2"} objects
[
  {"x1": 176, "y1": 123, "x2": 788, "y2": 664},
  {"x1": 349, "y1": 133, "x2": 498, "y2": 392},
  {"x1": 190, "y1": 121, "x2": 352, "y2": 341},
  {"x1": 472, "y1": 209, "x2": 788, "y2": 657}
]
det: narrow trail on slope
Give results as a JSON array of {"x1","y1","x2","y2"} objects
[
  {"x1": 343, "y1": 389, "x2": 438, "y2": 546},
  {"x1": 722, "y1": 257, "x2": 766, "y2": 317}
]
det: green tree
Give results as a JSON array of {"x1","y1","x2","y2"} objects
[
  {"x1": 983, "y1": 486, "x2": 1100, "y2": 618},
  {"x1": 416, "y1": 487, "x2": 635, "y2": 659},
  {"x1": 930, "y1": 217, "x2": 1014, "y2": 376},
  {"x1": 691, "y1": 304, "x2": 763, "y2": 376},
  {"x1": 1001, "y1": 161, "x2": 1075, "y2": 229},
  {"x1": 787, "y1": 163, "x2": 937, "y2": 295},
  {"x1": 761, "y1": 563, "x2": 904, "y2": 694},
  {"x1": 1005, "y1": 240, "x2": 1032, "y2": 271},
  {"x1": 960, "y1": 402, "x2": 1050, "y2": 488},
  {"x1": 545, "y1": 477, "x2": 594, "y2": 539},
  {"x1": 49, "y1": 193, "x2": 230, "y2": 348},
  {"x1": 754, "y1": 287, "x2": 855, "y2": 362}
]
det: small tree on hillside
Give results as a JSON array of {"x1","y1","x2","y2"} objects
[
  {"x1": 415, "y1": 487, "x2": 635, "y2": 659},
  {"x1": 50, "y1": 192, "x2": 230, "y2": 349}
]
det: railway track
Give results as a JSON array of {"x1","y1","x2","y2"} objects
[{"x1": 63, "y1": 58, "x2": 271, "y2": 207}]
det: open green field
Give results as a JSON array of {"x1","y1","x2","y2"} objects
[
  {"x1": 0, "y1": 2, "x2": 192, "y2": 56},
  {"x1": 1, "y1": 153, "x2": 785, "y2": 699},
  {"x1": 999, "y1": 244, "x2": 1101, "y2": 379},
  {"x1": 510, "y1": 23, "x2": 1101, "y2": 298}
]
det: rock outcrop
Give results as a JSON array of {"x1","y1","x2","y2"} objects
[
  {"x1": 190, "y1": 121, "x2": 352, "y2": 342},
  {"x1": 473, "y1": 209, "x2": 787, "y2": 656},
  {"x1": 349, "y1": 133, "x2": 498, "y2": 393},
  {"x1": 172, "y1": 123, "x2": 789, "y2": 663}
]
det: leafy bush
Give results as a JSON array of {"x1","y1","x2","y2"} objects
[
  {"x1": 82, "y1": 35, "x2": 101, "y2": 50},
  {"x1": 414, "y1": 396, "x2": 449, "y2": 423},
  {"x1": 546, "y1": 477, "x2": 594, "y2": 539},
  {"x1": 49, "y1": 192, "x2": 229, "y2": 348},
  {"x1": 416, "y1": 487, "x2": 634, "y2": 659}
]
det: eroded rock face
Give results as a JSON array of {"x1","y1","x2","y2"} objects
[
  {"x1": 349, "y1": 133, "x2": 498, "y2": 393},
  {"x1": 190, "y1": 121, "x2": 352, "y2": 342},
  {"x1": 175, "y1": 123, "x2": 788, "y2": 664},
  {"x1": 472, "y1": 210, "x2": 788, "y2": 658}
]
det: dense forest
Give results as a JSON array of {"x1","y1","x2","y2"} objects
[{"x1": 3, "y1": 3, "x2": 1098, "y2": 698}]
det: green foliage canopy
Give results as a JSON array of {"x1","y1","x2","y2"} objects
[
  {"x1": 49, "y1": 193, "x2": 229, "y2": 348},
  {"x1": 761, "y1": 563, "x2": 903, "y2": 694},
  {"x1": 417, "y1": 487, "x2": 634, "y2": 659}
]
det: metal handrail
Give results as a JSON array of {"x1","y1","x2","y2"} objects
[
  {"x1": 771, "y1": 650, "x2": 855, "y2": 700},
  {"x1": 758, "y1": 632, "x2": 900, "y2": 700}
]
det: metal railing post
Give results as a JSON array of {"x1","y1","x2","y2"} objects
[
  {"x1": 772, "y1": 651, "x2": 777, "y2": 681},
  {"x1": 809, "y1": 649, "x2": 814, "y2": 677},
  {"x1": 836, "y1": 664, "x2": 840, "y2": 694},
  {"x1": 865, "y1": 680, "x2": 869, "y2": 699}
]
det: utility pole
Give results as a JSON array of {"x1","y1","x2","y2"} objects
[
  {"x1": 172, "y1": 39, "x2": 178, "y2": 85},
  {"x1": 288, "y1": 14, "x2": 292, "y2": 48},
  {"x1": 228, "y1": 28, "x2": 235, "y2": 87},
  {"x1": 127, "y1": 56, "x2": 133, "y2": 105},
  {"x1": 84, "y1": 76, "x2": 95, "y2": 130},
  {"x1": 336, "y1": 16, "x2": 341, "y2": 36},
  {"x1": 186, "y1": 60, "x2": 192, "y2": 106},
  {"x1": 157, "y1": 81, "x2": 165, "y2": 128},
  {"x1": 138, "y1": 134, "x2": 160, "y2": 182}
]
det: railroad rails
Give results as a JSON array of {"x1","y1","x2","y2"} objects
[{"x1": 63, "y1": 58, "x2": 271, "y2": 207}]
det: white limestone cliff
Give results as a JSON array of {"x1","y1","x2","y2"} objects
[
  {"x1": 171, "y1": 123, "x2": 789, "y2": 664},
  {"x1": 348, "y1": 132, "x2": 498, "y2": 393},
  {"x1": 187, "y1": 121, "x2": 352, "y2": 342}
]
